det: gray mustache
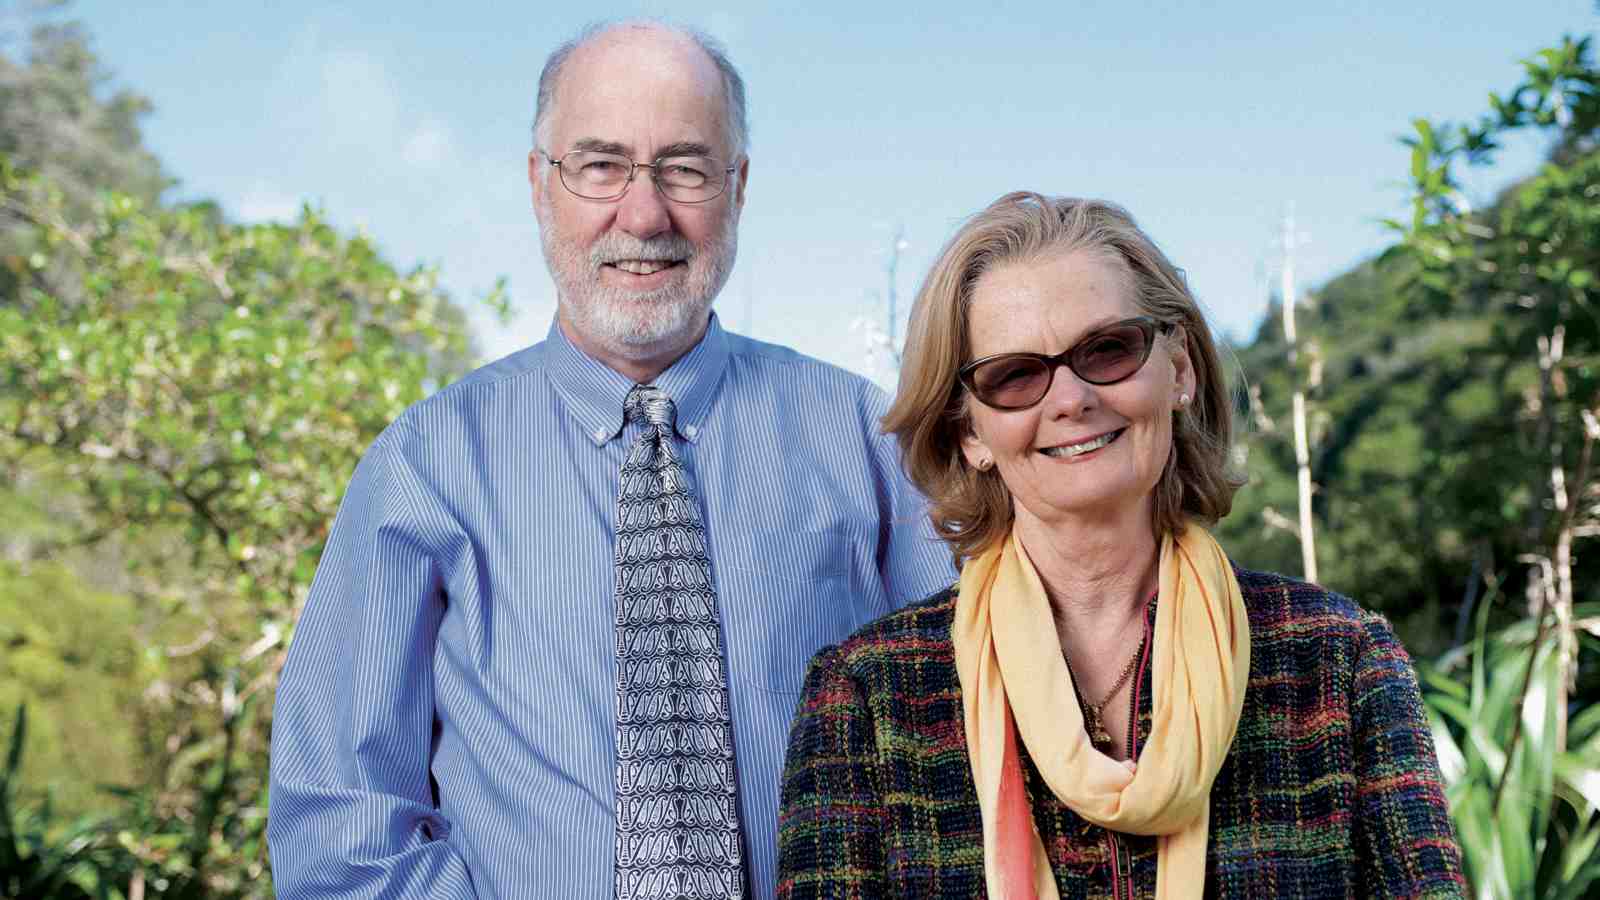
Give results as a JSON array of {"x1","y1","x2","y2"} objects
[{"x1": 590, "y1": 234, "x2": 695, "y2": 266}]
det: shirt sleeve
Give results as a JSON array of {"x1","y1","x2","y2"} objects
[
  {"x1": 866, "y1": 396, "x2": 956, "y2": 609},
  {"x1": 776, "y1": 646, "x2": 888, "y2": 900},
  {"x1": 1349, "y1": 611, "x2": 1467, "y2": 899},
  {"x1": 267, "y1": 427, "x2": 478, "y2": 899}
]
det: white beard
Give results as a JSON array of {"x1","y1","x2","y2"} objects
[{"x1": 538, "y1": 194, "x2": 739, "y2": 356}]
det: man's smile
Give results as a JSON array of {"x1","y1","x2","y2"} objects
[{"x1": 607, "y1": 258, "x2": 686, "y2": 276}]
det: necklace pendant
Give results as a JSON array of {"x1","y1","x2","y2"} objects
[
  {"x1": 1090, "y1": 724, "x2": 1112, "y2": 750},
  {"x1": 1084, "y1": 711, "x2": 1112, "y2": 750}
]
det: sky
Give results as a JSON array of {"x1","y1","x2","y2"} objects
[{"x1": 72, "y1": 1, "x2": 1600, "y2": 386}]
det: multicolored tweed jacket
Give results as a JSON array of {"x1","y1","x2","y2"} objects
[{"x1": 776, "y1": 566, "x2": 1466, "y2": 899}]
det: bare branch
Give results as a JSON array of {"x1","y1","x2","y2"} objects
[{"x1": 1261, "y1": 506, "x2": 1300, "y2": 537}]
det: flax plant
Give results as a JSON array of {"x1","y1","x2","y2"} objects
[{"x1": 1421, "y1": 598, "x2": 1600, "y2": 899}]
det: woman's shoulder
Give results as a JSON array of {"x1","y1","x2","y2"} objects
[
  {"x1": 1231, "y1": 564, "x2": 1401, "y2": 656},
  {"x1": 1234, "y1": 564, "x2": 1364, "y2": 623}
]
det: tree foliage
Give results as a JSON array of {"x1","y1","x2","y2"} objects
[
  {"x1": 1223, "y1": 34, "x2": 1600, "y2": 897},
  {"x1": 0, "y1": 160, "x2": 485, "y2": 897},
  {"x1": 0, "y1": 561, "x2": 145, "y2": 816},
  {"x1": 0, "y1": 9, "x2": 165, "y2": 215},
  {"x1": 0, "y1": 159, "x2": 486, "y2": 890},
  {"x1": 0, "y1": 7, "x2": 500, "y2": 893},
  {"x1": 1221, "y1": 37, "x2": 1600, "y2": 660}
]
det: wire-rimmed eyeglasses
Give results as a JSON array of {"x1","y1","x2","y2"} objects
[{"x1": 542, "y1": 149, "x2": 736, "y2": 203}]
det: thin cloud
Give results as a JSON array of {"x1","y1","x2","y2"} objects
[
  {"x1": 401, "y1": 119, "x2": 455, "y2": 168},
  {"x1": 265, "y1": 21, "x2": 461, "y2": 176}
]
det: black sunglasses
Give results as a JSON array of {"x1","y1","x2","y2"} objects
[{"x1": 958, "y1": 317, "x2": 1174, "y2": 411}]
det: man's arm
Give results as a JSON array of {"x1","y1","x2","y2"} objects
[
  {"x1": 1349, "y1": 611, "x2": 1467, "y2": 899},
  {"x1": 870, "y1": 421, "x2": 957, "y2": 609},
  {"x1": 268, "y1": 429, "x2": 477, "y2": 899}
]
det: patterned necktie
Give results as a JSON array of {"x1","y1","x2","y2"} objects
[{"x1": 613, "y1": 384, "x2": 746, "y2": 900}]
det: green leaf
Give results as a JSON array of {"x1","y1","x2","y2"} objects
[
  {"x1": 1553, "y1": 829, "x2": 1600, "y2": 898},
  {"x1": 1454, "y1": 784, "x2": 1512, "y2": 899},
  {"x1": 1428, "y1": 708, "x2": 1467, "y2": 785},
  {"x1": 1493, "y1": 747, "x2": 1537, "y2": 892},
  {"x1": 1413, "y1": 117, "x2": 1438, "y2": 153},
  {"x1": 1570, "y1": 702, "x2": 1600, "y2": 752},
  {"x1": 1553, "y1": 753, "x2": 1600, "y2": 818}
]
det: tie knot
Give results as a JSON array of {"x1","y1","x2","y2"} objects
[{"x1": 623, "y1": 384, "x2": 677, "y2": 430}]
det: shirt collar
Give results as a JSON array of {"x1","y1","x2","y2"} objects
[{"x1": 542, "y1": 313, "x2": 730, "y2": 447}]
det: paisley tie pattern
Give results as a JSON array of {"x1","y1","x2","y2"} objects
[{"x1": 614, "y1": 384, "x2": 746, "y2": 900}]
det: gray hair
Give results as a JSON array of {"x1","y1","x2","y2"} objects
[{"x1": 531, "y1": 19, "x2": 749, "y2": 159}]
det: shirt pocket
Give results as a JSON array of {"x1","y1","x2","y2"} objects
[{"x1": 715, "y1": 526, "x2": 865, "y2": 695}]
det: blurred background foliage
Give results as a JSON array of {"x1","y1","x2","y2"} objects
[
  {"x1": 0, "y1": 4, "x2": 1594, "y2": 899},
  {"x1": 0, "y1": 5, "x2": 494, "y2": 897},
  {"x1": 1217, "y1": 32, "x2": 1600, "y2": 898}
]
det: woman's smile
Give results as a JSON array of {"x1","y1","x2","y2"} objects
[{"x1": 1038, "y1": 427, "x2": 1125, "y2": 459}]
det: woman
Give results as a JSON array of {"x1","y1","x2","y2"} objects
[{"x1": 775, "y1": 193, "x2": 1464, "y2": 899}]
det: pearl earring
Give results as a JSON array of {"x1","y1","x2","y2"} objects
[{"x1": 1177, "y1": 393, "x2": 1191, "y2": 408}]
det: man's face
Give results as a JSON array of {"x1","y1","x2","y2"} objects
[{"x1": 530, "y1": 31, "x2": 749, "y2": 364}]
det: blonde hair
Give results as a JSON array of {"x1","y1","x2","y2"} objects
[{"x1": 883, "y1": 192, "x2": 1241, "y2": 564}]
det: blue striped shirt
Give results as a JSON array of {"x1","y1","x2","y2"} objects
[{"x1": 267, "y1": 315, "x2": 955, "y2": 899}]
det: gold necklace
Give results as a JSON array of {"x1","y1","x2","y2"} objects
[{"x1": 1063, "y1": 632, "x2": 1147, "y2": 751}]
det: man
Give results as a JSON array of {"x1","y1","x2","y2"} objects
[{"x1": 267, "y1": 20, "x2": 953, "y2": 900}]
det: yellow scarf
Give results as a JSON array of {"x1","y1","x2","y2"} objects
[{"x1": 952, "y1": 525, "x2": 1250, "y2": 900}]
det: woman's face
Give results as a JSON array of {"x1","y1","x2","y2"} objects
[{"x1": 960, "y1": 249, "x2": 1193, "y2": 535}]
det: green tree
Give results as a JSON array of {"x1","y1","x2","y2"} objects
[
  {"x1": 0, "y1": 562, "x2": 145, "y2": 816},
  {"x1": 0, "y1": 154, "x2": 496, "y2": 895},
  {"x1": 0, "y1": 0, "x2": 175, "y2": 849},
  {"x1": 1221, "y1": 251, "x2": 1514, "y2": 654},
  {"x1": 0, "y1": 11, "x2": 500, "y2": 895},
  {"x1": 0, "y1": 5, "x2": 166, "y2": 214},
  {"x1": 1393, "y1": 41, "x2": 1600, "y2": 896},
  {"x1": 1396, "y1": 32, "x2": 1599, "y2": 704},
  {"x1": 1220, "y1": 38, "x2": 1600, "y2": 669}
]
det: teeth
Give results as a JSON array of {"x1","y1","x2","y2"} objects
[
  {"x1": 614, "y1": 259, "x2": 676, "y2": 275},
  {"x1": 1041, "y1": 431, "x2": 1118, "y2": 458}
]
